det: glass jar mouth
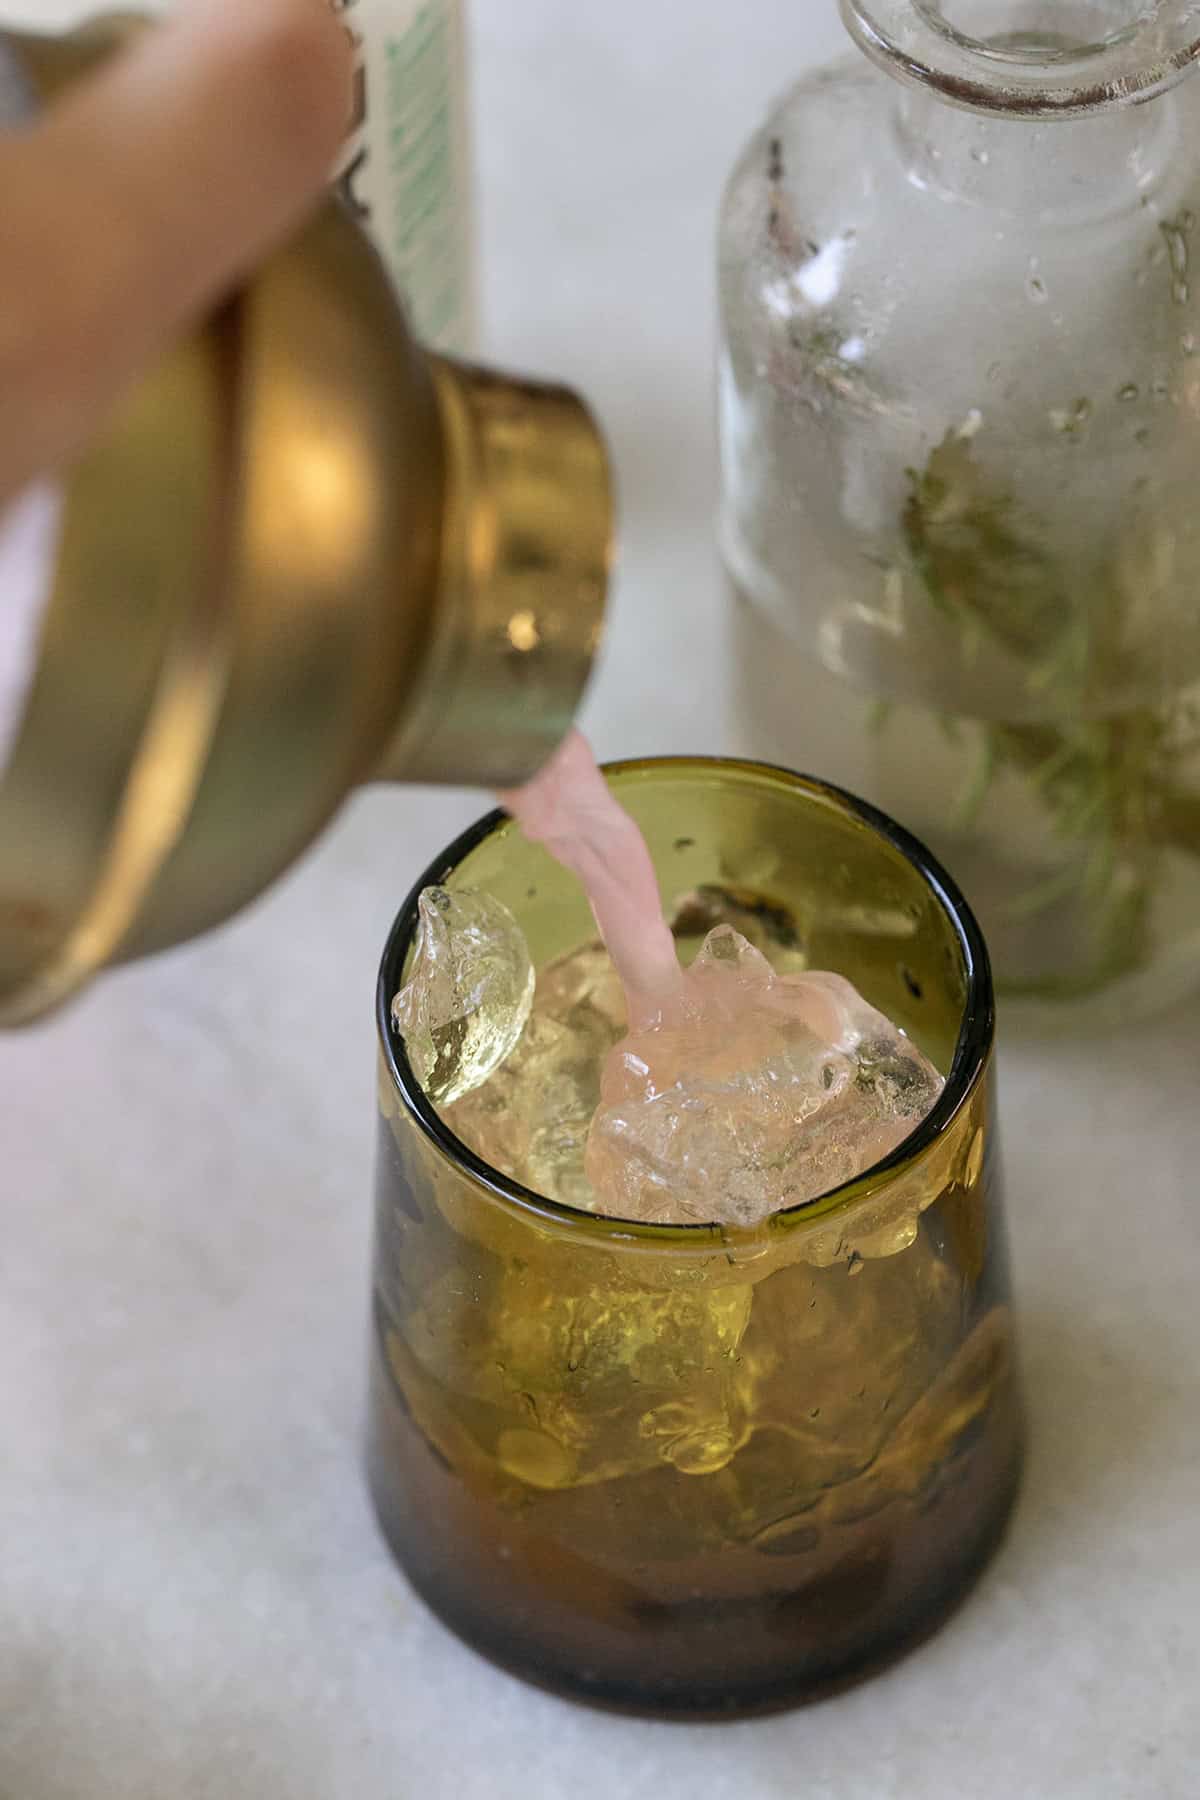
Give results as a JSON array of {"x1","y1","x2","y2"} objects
[
  {"x1": 376, "y1": 758, "x2": 995, "y2": 1245},
  {"x1": 841, "y1": 0, "x2": 1200, "y2": 115}
]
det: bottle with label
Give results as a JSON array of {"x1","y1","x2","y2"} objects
[{"x1": 333, "y1": 0, "x2": 475, "y2": 353}]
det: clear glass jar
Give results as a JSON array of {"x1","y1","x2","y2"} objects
[
  {"x1": 367, "y1": 760, "x2": 1024, "y2": 1717},
  {"x1": 719, "y1": 1, "x2": 1200, "y2": 1018}
]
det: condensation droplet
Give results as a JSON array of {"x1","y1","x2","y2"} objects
[
  {"x1": 498, "y1": 1429, "x2": 576, "y2": 1490},
  {"x1": 1161, "y1": 218, "x2": 1191, "y2": 305},
  {"x1": 1050, "y1": 397, "x2": 1091, "y2": 436},
  {"x1": 664, "y1": 1427, "x2": 737, "y2": 1476},
  {"x1": 854, "y1": 1215, "x2": 920, "y2": 1259},
  {"x1": 965, "y1": 1128, "x2": 985, "y2": 1189},
  {"x1": 1118, "y1": 383, "x2": 1140, "y2": 403},
  {"x1": 753, "y1": 1517, "x2": 821, "y2": 1557}
]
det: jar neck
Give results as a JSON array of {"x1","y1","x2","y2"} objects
[
  {"x1": 893, "y1": 78, "x2": 1179, "y2": 215},
  {"x1": 842, "y1": 0, "x2": 1200, "y2": 117}
]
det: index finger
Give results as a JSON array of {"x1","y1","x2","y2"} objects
[{"x1": 0, "y1": 0, "x2": 353, "y2": 501}]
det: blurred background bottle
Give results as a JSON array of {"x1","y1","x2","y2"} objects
[
  {"x1": 718, "y1": 1, "x2": 1200, "y2": 1022},
  {"x1": 333, "y1": 0, "x2": 476, "y2": 353}
]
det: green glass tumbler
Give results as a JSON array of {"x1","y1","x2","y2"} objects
[{"x1": 367, "y1": 759, "x2": 1023, "y2": 1717}]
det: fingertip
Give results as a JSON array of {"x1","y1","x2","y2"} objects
[{"x1": 252, "y1": 0, "x2": 356, "y2": 183}]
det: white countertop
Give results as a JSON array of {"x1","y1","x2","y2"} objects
[{"x1": 3, "y1": 4, "x2": 1199, "y2": 1796}]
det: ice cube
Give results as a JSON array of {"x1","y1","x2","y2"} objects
[
  {"x1": 445, "y1": 941, "x2": 625, "y2": 1207},
  {"x1": 392, "y1": 886, "x2": 534, "y2": 1106},
  {"x1": 668, "y1": 883, "x2": 807, "y2": 967},
  {"x1": 585, "y1": 925, "x2": 943, "y2": 1228},
  {"x1": 398, "y1": 1259, "x2": 753, "y2": 1489}
]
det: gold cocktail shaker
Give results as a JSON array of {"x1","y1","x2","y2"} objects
[{"x1": 0, "y1": 16, "x2": 612, "y2": 1027}]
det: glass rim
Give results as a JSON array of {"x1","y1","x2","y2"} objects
[
  {"x1": 376, "y1": 756, "x2": 995, "y2": 1246},
  {"x1": 840, "y1": 0, "x2": 1200, "y2": 117}
]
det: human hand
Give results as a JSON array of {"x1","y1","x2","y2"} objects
[{"x1": 0, "y1": 0, "x2": 352, "y2": 506}]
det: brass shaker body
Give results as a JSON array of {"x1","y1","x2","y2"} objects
[{"x1": 0, "y1": 18, "x2": 612, "y2": 1026}]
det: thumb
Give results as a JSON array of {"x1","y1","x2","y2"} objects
[{"x1": 0, "y1": 0, "x2": 354, "y2": 500}]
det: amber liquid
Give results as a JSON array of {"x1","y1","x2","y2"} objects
[{"x1": 366, "y1": 1101, "x2": 1023, "y2": 1717}]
